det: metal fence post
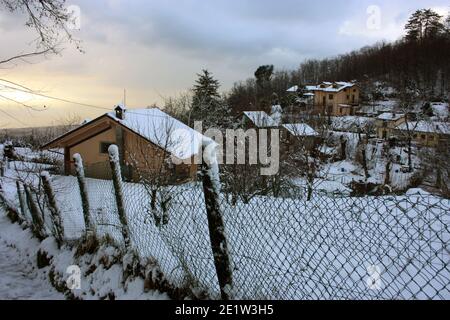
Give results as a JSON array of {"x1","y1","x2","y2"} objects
[
  {"x1": 201, "y1": 140, "x2": 233, "y2": 300},
  {"x1": 73, "y1": 153, "x2": 93, "y2": 234},
  {"x1": 41, "y1": 172, "x2": 65, "y2": 246},
  {"x1": 108, "y1": 145, "x2": 131, "y2": 249},
  {"x1": 24, "y1": 184, "x2": 45, "y2": 239}
]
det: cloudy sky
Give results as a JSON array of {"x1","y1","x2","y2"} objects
[{"x1": 0, "y1": 0, "x2": 449, "y2": 128}]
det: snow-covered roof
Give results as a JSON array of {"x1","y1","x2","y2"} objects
[
  {"x1": 396, "y1": 121, "x2": 450, "y2": 135},
  {"x1": 377, "y1": 113, "x2": 405, "y2": 121},
  {"x1": 282, "y1": 123, "x2": 319, "y2": 137},
  {"x1": 287, "y1": 85, "x2": 299, "y2": 92},
  {"x1": 431, "y1": 102, "x2": 449, "y2": 120},
  {"x1": 243, "y1": 111, "x2": 277, "y2": 128},
  {"x1": 305, "y1": 81, "x2": 356, "y2": 93},
  {"x1": 107, "y1": 108, "x2": 207, "y2": 160}
]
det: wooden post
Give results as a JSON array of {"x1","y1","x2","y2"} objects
[
  {"x1": 41, "y1": 172, "x2": 65, "y2": 246},
  {"x1": 201, "y1": 140, "x2": 233, "y2": 300},
  {"x1": 24, "y1": 185, "x2": 45, "y2": 239},
  {"x1": 73, "y1": 154, "x2": 92, "y2": 234},
  {"x1": 108, "y1": 145, "x2": 131, "y2": 249},
  {"x1": 0, "y1": 191, "x2": 22, "y2": 224},
  {"x1": 16, "y1": 181, "x2": 27, "y2": 221}
]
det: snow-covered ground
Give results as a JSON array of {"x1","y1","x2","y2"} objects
[
  {"x1": 0, "y1": 213, "x2": 64, "y2": 300},
  {"x1": 1, "y1": 165, "x2": 448, "y2": 300},
  {"x1": 0, "y1": 206, "x2": 170, "y2": 300},
  {"x1": 0, "y1": 137, "x2": 448, "y2": 300},
  {"x1": 431, "y1": 102, "x2": 449, "y2": 121}
]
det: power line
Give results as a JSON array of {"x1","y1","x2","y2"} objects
[
  {"x1": 0, "y1": 81, "x2": 179, "y2": 120},
  {"x1": 0, "y1": 93, "x2": 47, "y2": 112},
  {"x1": 0, "y1": 83, "x2": 111, "y2": 111},
  {"x1": 0, "y1": 108, "x2": 28, "y2": 126}
]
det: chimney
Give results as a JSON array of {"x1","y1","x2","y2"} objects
[{"x1": 114, "y1": 104, "x2": 126, "y2": 120}]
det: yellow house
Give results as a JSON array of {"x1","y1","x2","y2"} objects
[
  {"x1": 375, "y1": 113, "x2": 406, "y2": 140},
  {"x1": 395, "y1": 121, "x2": 450, "y2": 147},
  {"x1": 42, "y1": 106, "x2": 204, "y2": 183},
  {"x1": 305, "y1": 81, "x2": 360, "y2": 116}
]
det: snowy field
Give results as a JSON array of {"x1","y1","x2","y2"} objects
[{"x1": 1, "y1": 165, "x2": 448, "y2": 300}]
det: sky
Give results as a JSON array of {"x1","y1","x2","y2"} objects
[{"x1": 0, "y1": 0, "x2": 449, "y2": 128}]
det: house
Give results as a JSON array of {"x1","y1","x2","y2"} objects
[
  {"x1": 242, "y1": 111, "x2": 277, "y2": 129},
  {"x1": 375, "y1": 113, "x2": 406, "y2": 140},
  {"x1": 395, "y1": 121, "x2": 450, "y2": 147},
  {"x1": 304, "y1": 81, "x2": 360, "y2": 116},
  {"x1": 281, "y1": 123, "x2": 320, "y2": 152},
  {"x1": 42, "y1": 105, "x2": 206, "y2": 183}
]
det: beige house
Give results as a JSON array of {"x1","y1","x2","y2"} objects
[
  {"x1": 43, "y1": 105, "x2": 204, "y2": 183},
  {"x1": 375, "y1": 113, "x2": 406, "y2": 140},
  {"x1": 305, "y1": 82, "x2": 360, "y2": 116},
  {"x1": 395, "y1": 121, "x2": 450, "y2": 147}
]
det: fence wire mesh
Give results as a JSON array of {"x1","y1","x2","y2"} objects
[{"x1": 2, "y1": 165, "x2": 449, "y2": 300}]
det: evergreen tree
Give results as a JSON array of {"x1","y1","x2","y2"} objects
[
  {"x1": 405, "y1": 9, "x2": 445, "y2": 42},
  {"x1": 191, "y1": 69, "x2": 231, "y2": 129},
  {"x1": 254, "y1": 65, "x2": 274, "y2": 88},
  {"x1": 254, "y1": 65, "x2": 274, "y2": 111}
]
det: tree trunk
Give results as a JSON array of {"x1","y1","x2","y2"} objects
[
  {"x1": 362, "y1": 146, "x2": 370, "y2": 180},
  {"x1": 407, "y1": 138, "x2": 413, "y2": 172},
  {"x1": 340, "y1": 136, "x2": 347, "y2": 161},
  {"x1": 385, "y1": 159, "x2": 392, "y2": 186}
]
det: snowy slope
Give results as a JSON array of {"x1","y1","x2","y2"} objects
[{"x1": 0, "y1": 214, "x2": 64, "y2": 300}]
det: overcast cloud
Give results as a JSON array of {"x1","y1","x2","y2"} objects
[{"x1": 0, "y1": 0, "x2": 449, "y2": 128}]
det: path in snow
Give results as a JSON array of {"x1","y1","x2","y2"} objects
[{"x1": 0, "y1": 216, "x2": 64, "y2": 300}]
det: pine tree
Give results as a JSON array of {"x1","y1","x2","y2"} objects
[
  {"x1": 191, "y1": 69, "x2": 231, "y2": 129},
  {"x1": 405, "y1": 9, "x2": 445, "y2": 42}
]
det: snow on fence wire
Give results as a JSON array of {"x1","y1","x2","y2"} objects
[{"x1": 0, "y1": 154, "x2": 449, "y2": 300}]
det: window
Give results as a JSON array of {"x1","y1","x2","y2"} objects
[
  {"x1": 347, "y1": 95, "x2": 350, "y2": 100},
  {"x1": 428, "y1": 135, "x2": 434, "y2": 140},
  {"x1": 100, "y1": 142, "x2": 113, "y2": 154},
  {"x1": 421, "y1": 135, "x2": 426, "y2": 140},
  {"x1": 329, "y1": 94, "x2": 334, "y2": 100}
]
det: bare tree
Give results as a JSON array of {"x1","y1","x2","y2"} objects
[
  {"x1": 0, "y1": 0, "x2": 81, "y2": 117},
  {"x1": 125, "y1": 114, "x2": 192, "y2": 226},
  {"x1": 0, "y1": 0, "x2": 81, "y2": 67}
]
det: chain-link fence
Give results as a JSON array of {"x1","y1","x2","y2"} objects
[{"x1": 1, "y1": 154, "x2": 449, "y2": 300}]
